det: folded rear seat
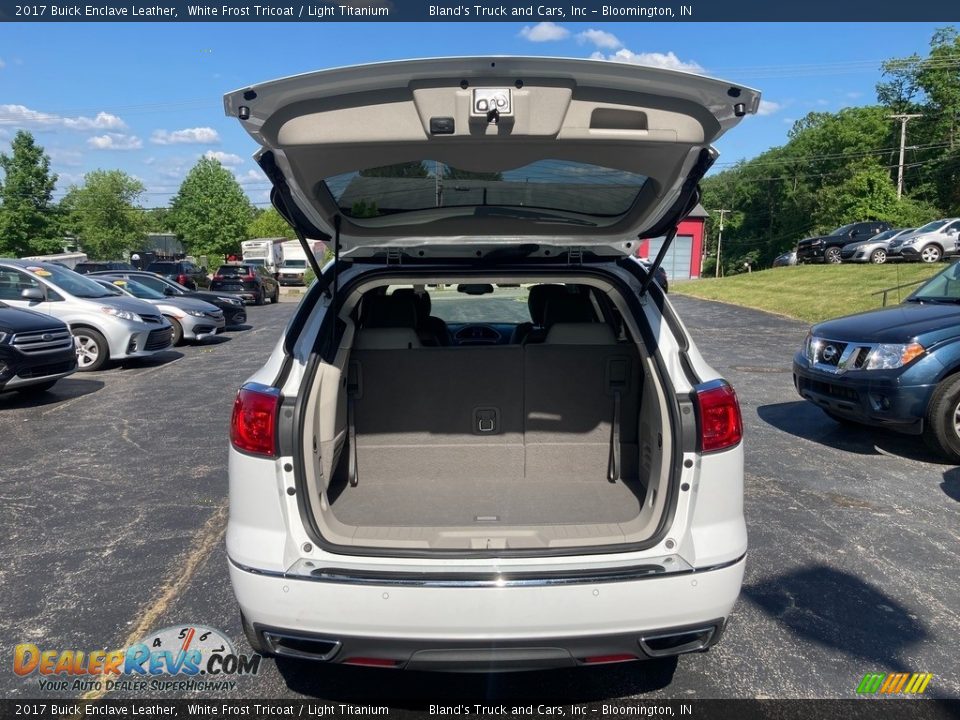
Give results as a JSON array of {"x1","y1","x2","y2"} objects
[{"x1": 523, "y1": 291, "x2": 640, "y2": 482}]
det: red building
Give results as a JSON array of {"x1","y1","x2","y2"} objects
[{"x1": 634, "y1": 204, "x2": 709, "y2": 281}]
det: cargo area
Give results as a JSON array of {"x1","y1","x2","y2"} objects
[{"x1": 299, "y1": 278, "x2": 674, "y2": 552}]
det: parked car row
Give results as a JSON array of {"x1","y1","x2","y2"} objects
[
  {"x1": 795, "y1": 218, "x2": 960, "y2": 265},
  {"x1": 0, "y1": 259, "x2": 256, "y2": 396}
]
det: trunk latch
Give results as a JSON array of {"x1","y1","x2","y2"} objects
[{"x1": 473, "y1": 407, "x2": 500, "y2": 434}]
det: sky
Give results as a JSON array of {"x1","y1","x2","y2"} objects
[{"x1": 0, "y1": 21, "x2": 951, "y2": 207}]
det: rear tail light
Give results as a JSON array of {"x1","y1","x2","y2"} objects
[
  {"x1": 177, "y1": 273, "x2": 189, "y2": 285},
  {"x1": 230, "y1": 383, "x2": 281, "y2": 457},
  {"x1": 695, "y1": 380, "x2": 743, "y2": 453},
  {"x1": 213, "y1": 275, "x2": 224, "y2": 281},
  {"x1": 244, "y1": 274, "x2": 256, "y2": 281}
]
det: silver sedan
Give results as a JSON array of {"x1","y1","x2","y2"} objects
[{"x1": 93, "y1": 278, "x2": 225, "y2": 345}]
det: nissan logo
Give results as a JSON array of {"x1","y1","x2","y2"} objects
[{"x1": 822, "y1": 344, "x2": 839, "y2": 362}]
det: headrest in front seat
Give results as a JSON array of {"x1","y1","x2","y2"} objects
[
  {"x1": 361, "y1": 294, "x2": 418, "y2": 329},
  {"x1": 527, "y1": 284, "x2": 565, "y2": 326},
  {"x1": 542, "y1": 292, "x2": 597, "y2": 327},
  {"x1": 390, "y1": 288, "x2": 431, "y2": 321}
]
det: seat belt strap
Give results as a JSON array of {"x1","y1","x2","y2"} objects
[
  {"x1": 347, "y1": 363, "x2": 360, "y2": 487},
  {"x1": 347, "y1": 395, "x2": 359, "y2": 487},
  {"x1": 608, "y1": 389, "x2": 621, "y2": 483},
  {"x1": 606, "y1": 357, "x2": 629, "y2": 483}
]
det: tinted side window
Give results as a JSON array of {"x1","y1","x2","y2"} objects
[
  {"x1": 0, "y1": 268, "x2": 41, "y2": 301},
  {"x1": 134, "y1": 275, "x2": 166, "y2": 293}
]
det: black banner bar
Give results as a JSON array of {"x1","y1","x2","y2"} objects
[
  {"x1": 1, "y1": 0, "x2": 960, "y2": 22},
  {"x1": 1, "y1": 700, "x2": 959, "y2": 720}
]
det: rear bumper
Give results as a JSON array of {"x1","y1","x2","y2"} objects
[
  {"x1": 793, "y1": 357, "x2": 934, "y2": 434},
  {"x1": 229, "y1": 556, "x2": 745, "y2": 670},
  {"x1": 211, "y1": 283, "x2": 259, "y2": 302}
]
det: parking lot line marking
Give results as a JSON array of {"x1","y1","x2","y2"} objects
[
  {"x1": 41, "y1": 395, "x2": 87, "y2": 416},
  {"x1": 79, "y1": 501, "x2": 228, "y2": 703}
]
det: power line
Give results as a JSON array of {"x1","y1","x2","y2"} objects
[{"x1": 711, "y1": 141, "x2": 952, "y2": 169}]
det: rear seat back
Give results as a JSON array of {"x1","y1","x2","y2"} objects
[
  {"x1": 348, "y1": 325, "x2": 640, "y2": 484},
  {"x1": 350, "y1": 347, "x2": 524, "y2": 482},
  {"x1": 523, "y1": 342, "x2": 640, "y2": 481}
]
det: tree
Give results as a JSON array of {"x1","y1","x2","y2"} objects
[
  {"x1": 877, "y1": 27, "x2": 960, "y2": 210},
  {"x1": 61, "y1": 170, "x2": 147, "y2": 259},
  {"x1": 145, "y1": 207, "x2": 172, "y2": 233},
  {"x1": 359, "y1": 161, "x2": 428, "y2": 178},
  {"x1": 247, "y1": 207, "x2": 294, "y2": 239},
  {"x1": 442, "y1": 167, "x2": 503, "y2": 181},
  {"x1": 0, "y1": 130, "x2": 60, "y2": 256},
  {"x1": 812, "y1": 161, "x2": 901, "y2": 228},
  {"x1": 167, "y1": 157, "x2": 254, "y2": 258}
]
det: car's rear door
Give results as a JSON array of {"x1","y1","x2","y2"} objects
[{"x1": 225, "y1": 57, "x2": 760, "y2": 259}]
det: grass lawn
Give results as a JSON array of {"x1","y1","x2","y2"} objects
[{"x1": 673, "y1": 263, "x2": 945, "y2": 324}]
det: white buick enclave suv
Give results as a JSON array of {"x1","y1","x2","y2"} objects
[{"x1": 225, "y1": 57, "x2": 755, "y2": 671}]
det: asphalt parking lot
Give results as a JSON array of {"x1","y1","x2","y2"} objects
[{"x1": 2, "y1": 295, "x2": 958, "y2": 702}]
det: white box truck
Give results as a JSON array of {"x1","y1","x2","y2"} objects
[
  {"x1": 278, "y1": 239, "x2": 325, "y2": 286},
  {"x1": 241, "y1": 238, "x2": 285, "y2": 275}
]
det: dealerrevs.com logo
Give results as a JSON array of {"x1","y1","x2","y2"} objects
[{"x1": 14, "y1": 625, "x2": 260, "y2": 692}]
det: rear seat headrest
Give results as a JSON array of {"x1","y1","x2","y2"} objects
[
  {"x1": 542, "y1": 292, "x2": 597, "y2": 327},
  {"x1": 361, "y1": 294, "x2": 418, "y2": 329},
  {"x1": 544, "y1": 323, "x2": 617, "y2": 345}
]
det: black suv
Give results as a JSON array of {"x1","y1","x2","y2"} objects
[
  {"x1": 210, "y1": 264, "x2": 280, "y2": 305},
  {"x1": 796, "y1": 221, "x2": 891, "y2": 264},
  {"x1": 74, "y1": 261, "x2": 135, "y2": 274},
  {"x1": 0, "y1": 302, "x2": 78, "y2": 395},
  {"x1": 145, "y1": 260, "x2": 210, "y2": 290},
  {"x1": 88, "y1": 271, "x2": 248, "y2": 327}
]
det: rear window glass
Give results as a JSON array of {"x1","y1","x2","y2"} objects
[
  {"x1": 148, "y1": 262, "x2": 177, "y2": 272},
  {"x1": 326, "y1": 160, "x2": 648, "y2": 219},
  {"x1": 385, "y1": 284, "x2": 532, "y2": 325},
  {"x1": 216, "y1": 265, "x2": 252, "y2": 277}
]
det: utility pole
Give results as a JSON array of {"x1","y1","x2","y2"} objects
[
  {"x1": 434, "y1": 160, "x2": 443, "y2": 207},
  {"x1": 889, "y1": 114, "x2": 922, "y2": 199},
  {"x1": 713, "y1": 209, "x2": 730, "y2": 278}
]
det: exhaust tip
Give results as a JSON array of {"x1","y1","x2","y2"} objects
[
  {"x1": 262, "y1": 631, "x2": 341, "y2": 661},
  {"x1": 638, "y1": 626, "x2": 716, "y2": 658}
]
